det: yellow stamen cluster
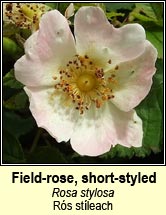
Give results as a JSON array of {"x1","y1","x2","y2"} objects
[
  {"x1": 4, "y1": 3, "x2": 51, "y2": 31},
  {"x1": 54, "y1": 55, "x2": 118, "y2": 114}
]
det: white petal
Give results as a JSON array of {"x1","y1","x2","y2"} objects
[
  {"x1": 15, "y1": 10, "x2": 76, "y2": 87},
  {"x1": 111, "y1": 41, "x2": 157, "y2": 111},
  {"x1": 74, "y1": 7, "x2": 146, "y2": 66},
  {"x1": 70, "y1": 103, "x2": 143, "y2": 156},
  {"x1": 24, "y1": 87, "x2": 77, "y2": 142}
]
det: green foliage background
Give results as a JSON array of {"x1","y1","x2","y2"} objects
[{"x1": 2, "y1": 2, "x2": 164, "y2": 164}]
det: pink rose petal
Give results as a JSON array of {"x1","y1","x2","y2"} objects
[
  {"x1": 75, "y1": 7, "x2": 146, "y2": 66},
  {"x1": 24, "y1": 87, "x2": 77, "y2": 142},
  {"x1": 71, "y1": 103, "x2": 142, "y2": 156},
  {"x1": 15, "y1": 10, "x2": 76, "y2": 87},
  {"x1": 111, "y1": 41, "x2": 157, "y2": 112}
]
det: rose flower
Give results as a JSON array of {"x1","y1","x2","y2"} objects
[{"x1": 14, "y1": 7, "x2": 157, "y2": 156}]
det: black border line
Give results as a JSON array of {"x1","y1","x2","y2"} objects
[{"x1": 1, "y1": 0, "x2": 165, "y2": 166}]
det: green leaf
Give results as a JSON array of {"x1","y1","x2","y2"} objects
[
  {"x1": 104, "y1": 3, "x2": 135, "y2": 12},
  {"x1": 135, "y1": 3, "x2": 163, "y2": 21},
  {"x1": 3, "y1": 130, "x2": 25, "y2": 163},
  {"x1": 135, "y1": 3, "x2": 158, "y2": 20},
  {"x1": 152, "y1": 59, "x2": 163, "y2": 111},
  {"x1": 129, "y1": 12, "x2": 156, "y2": 22},
  {"x1": 153, "y1": 59, "x2": 163, "y2": 87},
  {"x1": 3, "y1": 69, "x2": 24, "y2": 89},
  {"x1": 27, "y1": 146, "x2": 67, "y2": 164},
  {"x1": 133, "y1": 146, "x2": 151, "y2": 158},
  {"x1": 113, "y1": 145, "x2": 135, "y2": 159},
  {"x1": 136, "y1": 69, "x2": 163, "y2": 154},
  {"x1": 106, "y1": 11, "x2": 125, "y2": 20},
  {"x1": 101, "y1": 144, "x2": 151, "y2": 159},
  {"x1": 129, "y1": 3, "x2": 163, "y2": 27},
  {"x1": 3, "y1": 37, "x2": 23, "y2": 59},
  {"x1": 57, "y1": 3, "x2": 70, "y2": 14},
  {"x1": 150, "y1": 3, "x2": 163, "y2": 20},
  {"x1": 45, "y1": 3, "x2": 58, "y2": 9},
  {"x1": 146, "y1": 31, "x2": 163, "y2": 59},
  {"x1": 3, "y1": 37, "x2": 18, "y2": 54},
  {"x1": 3, "y1": 90, "x2": 28, "y2": 110},
  {"x1": 3, "y1": 23, "x2": 20, "y2": 37},
  {"x1": 3, "y1": 110, "x2": 35, "y2": 138}
]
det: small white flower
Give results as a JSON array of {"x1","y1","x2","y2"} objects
[{"x1": 14, "y1": 7, "x2": 157, "y2": 156}]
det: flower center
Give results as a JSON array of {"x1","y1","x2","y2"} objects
[
  {"x1": 21, "y1": 4, "x2": 36, "y2": 19},
  {"x1": 77, "y1": 74, "x2": 95, "y2": 92},
  {"x1": 4, "y1": 3, "x2": 51, "y2": 31},
  {"x1": 53, "y1": 55, "x2": 117, "y2": 114}
]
